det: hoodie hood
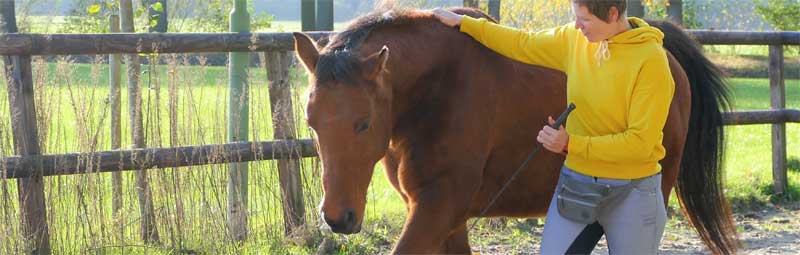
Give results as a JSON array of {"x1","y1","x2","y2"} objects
[{"x1": 594, "y1": 17, "x2": 664, "y2": 65}]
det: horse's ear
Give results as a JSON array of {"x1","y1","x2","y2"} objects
[
  {"x1": 293, "y1": 32, "x2": 319, "y2": 73},
  {"x1": 363, "y1": 45, "x2": 390, "y2": 80}
]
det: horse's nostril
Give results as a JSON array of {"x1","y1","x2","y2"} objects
[{"x1": 344, "y1": 209, "x2": 355, "y2": 225}]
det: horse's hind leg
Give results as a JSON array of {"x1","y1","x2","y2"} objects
[{"x1": 441, "y1": 223, "x2": 471, "y2": 254}]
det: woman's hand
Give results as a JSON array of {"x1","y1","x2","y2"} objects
[
  {"x1": 537, "y1": 116, "x2": 569, "y2": 155},
  {"x1": 432, "y1": 8, "x2": 463, "y2": 27}
]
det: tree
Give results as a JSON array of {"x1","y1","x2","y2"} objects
[
  {"x1": 192, "y1": 0, "x2": 273, "y2": 32},
  {"x1": 147, "y1": 0, "x2": 167, "y2": 32},
  {"x1": 755, "y1": 0, "x2": 800, "y2": 31},
  {"x1": 500, "y1": 0, "x2": 571, "y2": 31}
]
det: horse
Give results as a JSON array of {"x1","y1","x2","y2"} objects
[{"x1": 293, "y1": 6, "x2": 738, "y2": 254}]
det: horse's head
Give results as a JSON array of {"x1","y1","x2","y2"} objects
[{"x1": 294, "y1": 32, "x2": 392, "y2": 234}]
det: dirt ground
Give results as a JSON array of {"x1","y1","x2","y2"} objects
[{"x1": 474, "y1": 202, "x2": 800, "y2": 254}]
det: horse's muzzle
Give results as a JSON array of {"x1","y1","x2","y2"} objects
[{"x1": 322, "y1": 208, "x2": 361, "y2": 234}]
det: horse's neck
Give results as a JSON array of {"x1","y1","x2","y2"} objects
[
  {"x1": 381, "y1": 39, "x2": 460, "y2": 122},
  {"x1": 372, "y1": 26, "x2": 498, "y2": 136}
]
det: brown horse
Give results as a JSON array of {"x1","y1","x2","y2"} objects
[{"x1": 294, "y1": 6, "x2": 738, "y2": 254}]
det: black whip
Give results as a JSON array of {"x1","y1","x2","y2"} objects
[{"x1": 468, "y1": 103, "x2": 576, "y2": 232}]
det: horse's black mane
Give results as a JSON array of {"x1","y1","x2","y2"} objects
[
  {"x1": 314, "y1": 6, "x2": 418, "y2": 86},
  {"x1": 313, "y1": 5, "x2": 493, "y2": 87}
]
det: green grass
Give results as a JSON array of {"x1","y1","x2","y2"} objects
[
  {"x1": 0, "y1": 58, "x2": 798, "y2": 253},
  {"x1": 723, "y1": 77, "x2": 800, "y2": 206}
]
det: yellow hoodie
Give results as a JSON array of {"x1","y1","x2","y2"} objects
[{"x1": 461, "y1": 16, "x2": 675, "y2": 179}]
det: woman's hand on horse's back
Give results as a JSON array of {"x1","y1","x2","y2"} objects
[{"x1": 432, "y1": 8, "x2": 462, "y2": 27}]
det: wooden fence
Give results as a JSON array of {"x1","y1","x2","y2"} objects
[{"x1": 1, "y1": 23, "x2": 798, "y2": 254}]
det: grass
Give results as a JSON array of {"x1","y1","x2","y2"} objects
[
  {"x1": 723, "y1": 78, "x2": 800, "y2": 206},
  {"x1": 708, "y1": 53, "x2": 800, "y2": 79},
  {"x1": 0, "y1": 56, "x2": 799, "y2": 254}
]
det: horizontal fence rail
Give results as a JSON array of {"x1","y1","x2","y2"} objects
[
  {"x1": 724, "y1": 109, "x2": 800, "y2": 125},
  {"x1": 2, "y1": 139, "x2": 317, "y2": 178},
  {"x1": 0, "y1": 31, "x2": 797, "y2": 56},
  {"x1": 688, "y1": 30, "x2": 800, "y2": 45},
  {"x1": 0, "y1": 32, "x2": 331, "y2": 55}
]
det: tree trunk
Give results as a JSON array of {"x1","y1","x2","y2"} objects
[
  {"x1": 667, "y1": 0, "x2": 683, "y2": 25},
  {"x1": 1, "y1": 2, "x2": 51, "y2": 253},
  {"x1": 627, "y1": 0, "x2": 644, "y2": 18},
  {"x1": 120, "y1": 0, "x2": 160, "y2": 244},
  {"x1": 464, "y1": 0, "x2": 480, "y2": 8}
]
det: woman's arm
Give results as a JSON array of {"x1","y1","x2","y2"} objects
[{"x1": 432, "y1": 8, "x2": 570, "y2": 71}]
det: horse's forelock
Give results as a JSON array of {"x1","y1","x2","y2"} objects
[
  {"x1": 314, "y1": 5, "x2": 413, "y2": 87},
  {"x1": 314, "y1": 51, "x2": 362, "y2": 86}
]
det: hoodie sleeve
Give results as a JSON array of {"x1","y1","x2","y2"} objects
[
  {"x1": 460, "y1": 16, "x2": 569, "y2": 72},
  {"x1": 567, "y1": 51, "x2": 675, "y2": 162}
]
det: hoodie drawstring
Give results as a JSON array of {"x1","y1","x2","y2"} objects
[{"x1": 594, "y1": 40, "x2": 611, "y2": 66}]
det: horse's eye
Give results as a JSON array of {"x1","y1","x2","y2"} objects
[{"x1": 355, "y1": 119, "x2": 370, "y2": 134}]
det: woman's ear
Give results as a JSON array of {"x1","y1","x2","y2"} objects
[{"x1": 608, "y1": 6, "x2": 620, "y2": 23}]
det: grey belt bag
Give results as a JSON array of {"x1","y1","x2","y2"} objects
[{"x1": 556, "y1": 172, "x2": 643, "y2": 224}]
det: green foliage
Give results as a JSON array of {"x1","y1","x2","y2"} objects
[
  {"x1": 681, "y1": 0, "x2": 703, "y2": 29},
  {"x1": 59, "y1": 0, "x2": 118, "y2": 33},
  {"x1": 57, "y1": 0, "x2": 274, "y2": 33},
  {"x1": 754, "y1": 0, "x2": 800, "y2": 31},
  {"x1": 87, "y1": 3, "x2": 102, "y2": 15},
  {"x1": 641, "y1": 0, "x2": 702, "y2": 29},
  {"x1": 190, "y1": 0, "x2": 274, "y2": 32},
  {"x1": 754, "y1": 0, "x2": 800, "y2": 54},
  {"x1": 151, "y1": 2, "x2": 163, "y2": 13},
  {"x1": 643, "y1": 2, "x2": 668, "y2": 20},
  {"x1": 500, "y1": 0, "x2": 572, "y2": 31}
]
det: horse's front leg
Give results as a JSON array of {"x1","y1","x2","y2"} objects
[{"x1": 390, "y1": 170, "x2": 481, "y2": 254}]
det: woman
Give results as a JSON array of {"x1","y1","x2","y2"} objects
[{"x1": 433, "y1": 1, "x2": 674, "y2": 254}]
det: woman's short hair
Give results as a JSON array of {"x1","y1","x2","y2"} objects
[{"x1": 572, "y1": 0, "x2": 627, "y2": 22}]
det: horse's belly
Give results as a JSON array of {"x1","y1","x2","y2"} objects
[{"x1": 469, "y1": 152, "x2": 563, "y2": 218}]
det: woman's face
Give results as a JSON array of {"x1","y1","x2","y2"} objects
[{"x1": 572, "y1": 3, "x2": 620, "y2": 42}]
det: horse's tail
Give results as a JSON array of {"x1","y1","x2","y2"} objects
[{"x1": 650, "y1": 20, "x2": 739, "y2": 254}]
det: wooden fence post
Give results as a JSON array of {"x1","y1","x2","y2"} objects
[
  {"x1": 316, "y1": 0, "x2": 333, "y2": 31},
  {"x1": 227, "y1": 0, "x2": 250, "y2": 241},
  {"x1": 667, "y1": 0, "x2": 683, "y2": 25},
  {"x1": 108, "y1": 14, "x2": 124, "y2": 240},
  {"x1": 769, "y1": 44, "x2": 787, "y2": 195},
  {"x1": 1, "y1": 1, "x2": 51, "y2": 254},
  {"x1": 120, "y1": 0, "x2": 160, "y2": 244},
  {"x1": 627, "y1": 0, "x2": 644, "y2": 18},
  {"x1": 266, "y1": 51, "x2": 305, "y2": 234},
  {"x1": 488, "y1": 0, "x2": 501, "y2": 21},
  {"x1": 301, "y1": 0, "x2": 316, "y2": 31}
]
